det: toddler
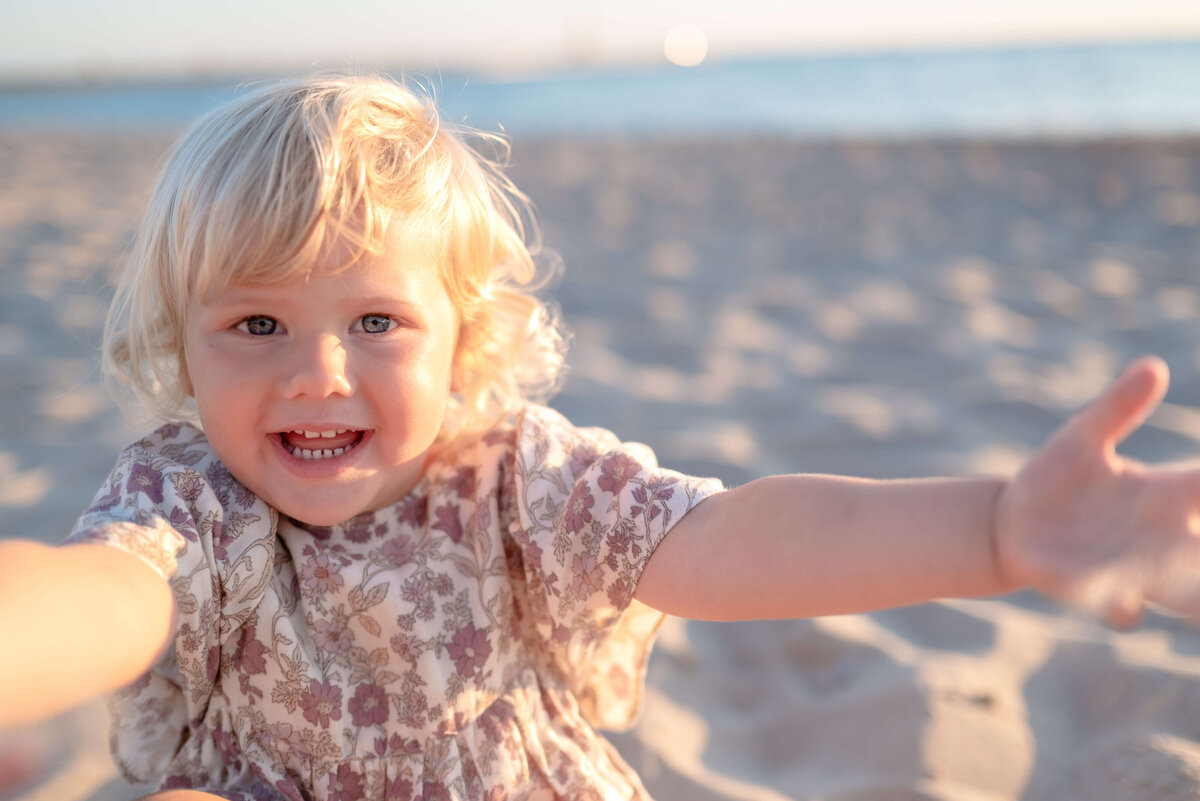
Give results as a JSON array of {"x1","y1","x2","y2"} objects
[{"x1": 1, "y1": 74, "x2": 1199, "y2": 801}]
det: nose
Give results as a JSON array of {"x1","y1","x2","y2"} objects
[{"x1": 280, "y1": 333, "x2": 354, "y2": 399}]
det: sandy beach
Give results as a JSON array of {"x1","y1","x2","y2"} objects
[{"x1": 3, "y1": 129, "x2": 1200, "y2": 800}]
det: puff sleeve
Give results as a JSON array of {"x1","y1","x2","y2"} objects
[
  {"x1": 65, "y1": 423, "x2": 277, "y2": 784},
  {"x1": 505, "y1": 406, "x2": 724, "y2": 729}
]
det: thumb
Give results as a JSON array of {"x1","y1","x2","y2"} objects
[{"x1": 1056, "y1": 357, "x2": 1169, "y2": 453}]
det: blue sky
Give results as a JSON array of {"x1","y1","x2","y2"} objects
[{"x1": 4, "y1": 0, "x2": 1200, "y2": 81}]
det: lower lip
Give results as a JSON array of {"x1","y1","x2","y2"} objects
[{"x1": 271, "y1": 431, "x2": 371, "y2": 477}]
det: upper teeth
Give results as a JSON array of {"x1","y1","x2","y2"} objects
[{"x1": 293, "y1": 429, "x2": 349, "y2": 439}]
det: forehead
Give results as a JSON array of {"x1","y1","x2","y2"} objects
[{"x1": 198, "y1": 217, "x2": 446, "y2": 304}]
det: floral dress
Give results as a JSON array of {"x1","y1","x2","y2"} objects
[{"x1": 66, "y1": 405, "x2": 722, "y2": 801}]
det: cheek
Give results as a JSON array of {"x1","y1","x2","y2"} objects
[{"x1": 187, "y1": 356, "x2": 257, "y2": 440}]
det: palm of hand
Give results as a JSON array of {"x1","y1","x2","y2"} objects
[{"x1": 995, "y1": 358, "x2": 1200, "y2": 627}]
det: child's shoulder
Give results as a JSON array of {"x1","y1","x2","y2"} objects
[
  {"x1": 439, "y1": 403, "x2": 632, "y2": 485},
  {"x1": 123, "y1": 421, "x2": 213, "y2": 463},
  {"x1": 104, "y1": 422, "x2": 262, "y2": 515},
  {"x1": 512, "y1": 403, "x2": 623, "y2": 454}
]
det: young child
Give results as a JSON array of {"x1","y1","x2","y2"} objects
[{"x1": 1, "y1": 73, "x2": 1198, "y2": 801}]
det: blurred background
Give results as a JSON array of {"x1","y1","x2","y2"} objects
[
  {"x1": 4, "y1": 0, "x2": 1200, "y2": 137},
  {"x1": 6, "y1": 3, "x2": 1200, "y2": 801}
]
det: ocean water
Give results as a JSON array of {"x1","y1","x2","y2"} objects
[{"x1": 2, "y1": 39, "x2": 1200, "y2": 138}]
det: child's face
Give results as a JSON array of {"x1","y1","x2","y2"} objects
[{"x1": 183, "y1": 221, "x2": 458, "y2": 526}]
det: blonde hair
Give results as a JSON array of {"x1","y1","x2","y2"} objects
[{"x1": 104, "y1": 73, "x2": 567, "y2": 443}]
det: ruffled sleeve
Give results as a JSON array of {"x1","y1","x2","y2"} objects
[
  {"x1": 507, "y1": 405, "x2": 723, "y2": 730},
  {"x1": 65, "y1": 423, "x2": 277, "y2": 784}
]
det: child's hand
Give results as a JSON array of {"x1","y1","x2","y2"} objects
[{"x1": 995, "y1": 357, "x2": 1200, "y2": 627}]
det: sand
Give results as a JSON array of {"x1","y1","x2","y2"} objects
[{"x1": 3, "y1": 129, "x2": 1200, "y2": 800}]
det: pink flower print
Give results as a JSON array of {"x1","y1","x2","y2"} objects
[
  {"x1": 348, "y1": 682, "x2": 389, "y2": 726},
  {"x1": 209, "y1": 517, "x2": 231, "y2": 561},
  {"x1": 345, "y1": 513, "x2": 374, "y2": 543},
  {"x1": 246, "y1": 781, "x2": 279, "y2": 801},
  {"x1": 312, "y1": 617, "x2": 354, "y2": 654},
  {"x1": 233, "y1": 626, "x2": 267, "y2": 674},
  {"x1": 647, "y1": 475, "x2": 677, "y2": 502},
  {"x1": 422, "y1": 781, "x2": 452, "y2": 801},
  {"x1": 607, "y1": 577, "x2": 630, "y2": 608},
  {"x1": 299, "y1": 679, "x2": 343, "y2": 728},
  {"x1": 263, "y1": 722, "x2": 305, "y2": 762},
  {"x1": 632, "y1": 477, "x2": 675, "y2": 520},
  {"x1": 86, "y1": 484, "x2": 121, "y2": 514},
  {"x1": 205, "y1": 461, "x2": 236, "y2": 505},
  {"x1": 167, "y1": 505, "x2": 195, "y2": 538},
  {"x1": 389, "y1": 733, "x2": 422, "y2": 755},
  {"x1": 606, "y1": 523, "x2": 633, "y2": 555},
  {"x1": 274, "y1": 778, "x2": 302, "y2": 800},
  {"x1": 448, "y1": 466, "x2": 476, "y2": 499},
  {"x1": 598, "y1": 453, "x2": 640, "y2": 495},
  {"x1": 301, "y1": 553, "x2": 344, "y2": 595},
  {"x1": 231, "y1": 480, "x2": 257, "y2": 510},
  {"x1": 432, "y1": 503, "x2": 464, "y2": 544},
  {"x1": 564, "y1": 483, "x2": 595, "y2": 534},
  {"x1": 125, "y1": 461, "x2": 165, "y2": 503},
  {"x1": 380, "y1": 535, "x2": 414, "y2": 567},
  {"x1": 483, "y1": 427, "x2": 515, "y2": 448},
  {"x1": 386, "y1": 777, "x2": 415, "y2": 798},
  {"x1": 326, "y1": 764, "x2": 364, "y2": 801},
  {"x1": 213, "y1": 726, "x2": 240, "y2": 765},
  {"x1": 168, "y1": 470, "x2": 205, "y2": 503},
  {"x1": 523, "y1": 537, "x2": 544, "y2": 565},
  {"x1": 447, "y1": 621, "x2": 492, "y2": 678},
  {"x1": 573, "y1": 552, "x2": 605, "y2": 593},
  {"x1": 205, "y1": 644, "x2": 220, "y2": 683},
  {"x1": 568, "y1": 444, "x2": 597, "y2": 479},
  {"x1": 395, "y1": 495, "x2": 427, "y2": 528},
  {"x1": 390, "y1": 632, "x2": 423, "y2": 665}
]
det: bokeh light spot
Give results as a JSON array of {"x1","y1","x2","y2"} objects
[{"x1": 664, "y1": 24, "x2": 708, "y2": 67}]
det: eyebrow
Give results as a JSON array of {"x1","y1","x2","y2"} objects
[{"x1": 200, "y1": 289, "x2": 432, "y2": 316}]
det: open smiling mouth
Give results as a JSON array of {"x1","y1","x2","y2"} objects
[{"x1": 278, "y1": 429, "x2": 366, "y2": 460}]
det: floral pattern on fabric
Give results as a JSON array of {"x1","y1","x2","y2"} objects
[{"x1": 67, "y1": 406, "x2": 722, "y2": 800}]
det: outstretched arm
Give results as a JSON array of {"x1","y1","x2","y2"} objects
[
  {"x1": 0, "y1": 540, "x2": 174, "y2": 728},
  {"x1": 637, "y1": 357, "x2": 1200, "y2": 625},
  {"x1": 636, "y1": 470, "x2": 1012, "y2": 621},
  {"x1": 995, "y1": 356, "x2": 1200, "y2": 626}
]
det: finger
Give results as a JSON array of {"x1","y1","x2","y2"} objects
[
  {"x1": 1147, "y1": 570, "x2": 1200, "y2": 620},
  {"x1": 1105, "y1": 586, "x2": 1144, "y2": 630},
  {"x1": 1056, "y1": 356, "x2": 1169, "y2": 453}
]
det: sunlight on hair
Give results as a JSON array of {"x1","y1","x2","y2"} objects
[{"x1": 664, "y1": 24, "x2": 708, "y2": 67}]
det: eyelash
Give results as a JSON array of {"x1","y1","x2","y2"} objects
[{"x1": 234, "y1": 314, "x2": 399, "y2": 336}]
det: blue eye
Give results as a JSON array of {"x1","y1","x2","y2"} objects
[
  {"x1": 358, "y1": 314, "x2": 395, "y2": 334},
  {"x1": 238, "y1": 316, "x2": 278, "y2": 336}
]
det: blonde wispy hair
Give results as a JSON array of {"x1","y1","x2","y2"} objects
[{"x1": 104, "y1": 73, "x2": 567, "y2": 444}]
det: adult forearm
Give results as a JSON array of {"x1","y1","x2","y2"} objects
[{"x1": 638, "y1": 473, "x2": 1017, "y2": 621}]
